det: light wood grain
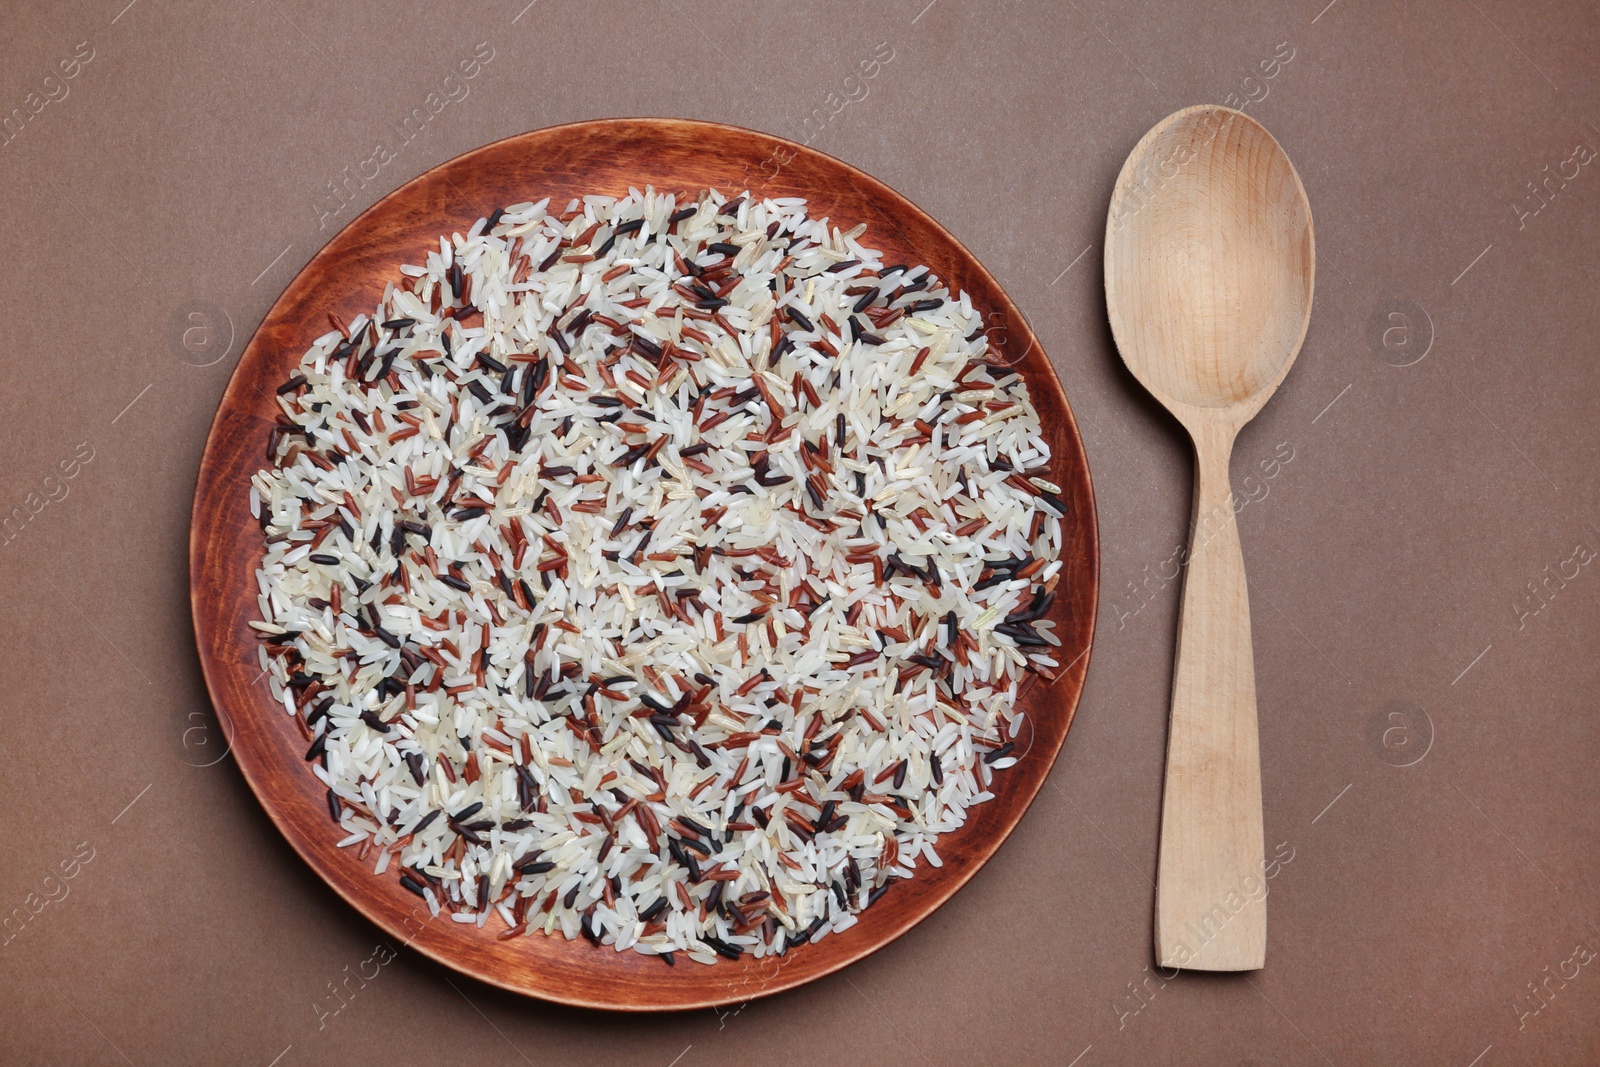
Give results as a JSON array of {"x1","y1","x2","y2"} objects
[
  {"x1": 1103, "y1": 105, "x2": 1314, "y2": 971},
  {"x1": 190, "y1": 118, "x2": 1100, "y2": 1009}
]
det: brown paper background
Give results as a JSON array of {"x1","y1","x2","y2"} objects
[{"x1": 1, "y1": 1, "x2": 1595, "y2": 1063}]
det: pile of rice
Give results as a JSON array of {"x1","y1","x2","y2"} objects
[{"x1": 250, "y1": 187, "x2": 1066, "y2": 965}]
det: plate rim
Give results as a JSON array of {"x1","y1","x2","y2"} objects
[{"x1": 190, "y1": 116, "x2": 1100, "y2": 1011}]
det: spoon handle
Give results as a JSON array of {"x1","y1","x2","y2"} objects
[{"x1": 1154, "y1": 421, "x2": 1266, "y2": 971}]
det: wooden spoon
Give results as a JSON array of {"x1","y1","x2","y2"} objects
[{"x1": 1104, "y1": 105, "x2": 1314, "y2": 971}]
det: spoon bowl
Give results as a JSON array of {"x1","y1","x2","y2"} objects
[
  {"x1": 1108, "y1": 106, "x2": 1313, "y2": 420},
  {"x1": 1104, "y1": 105, "x2": 1313, "y2": 971}
]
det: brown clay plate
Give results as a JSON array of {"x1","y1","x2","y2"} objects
[{"x1": 190, "y1": 118, "x2": 1099, "y2": 1011}]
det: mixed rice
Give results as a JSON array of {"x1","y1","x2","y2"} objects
[{"x1": 250, "y1": 187, "x2": 1066, "y2": 965}]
